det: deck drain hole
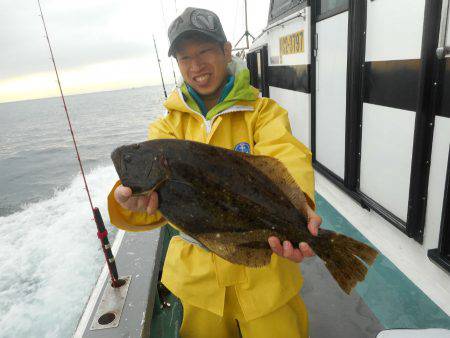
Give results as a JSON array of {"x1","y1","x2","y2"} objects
[{"x1": 98, "y1": 312, "x2": 116, "y2": 325}]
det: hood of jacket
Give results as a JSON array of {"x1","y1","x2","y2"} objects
[{"x1": 163, "y1": 56, "x2": 259, "y2": 120}]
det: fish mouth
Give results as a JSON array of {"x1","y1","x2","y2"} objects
[
  {"x1": 149, "y1": 178, "x2": 167, "y2": 194},
  {"x1": 131, "y1": 190, "x2": 152, "y2": 197},
  {"x1": 130, "y1": 178, "x2": 167, "y2": 197},
  {"x1": 111, "y1": 148, "x2": 123, "y2": 173}
]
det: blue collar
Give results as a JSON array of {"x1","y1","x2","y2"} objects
[{"x1": 186, "y1": 75, "x2": 235, "y2": 117}]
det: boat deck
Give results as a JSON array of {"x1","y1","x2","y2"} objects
[
  {"x1": 151, "y1": 194, "x2": 450, "y2": 338},
  {"x1": 302, "y1": 193, "x2": 450, "y2": 337},
  {"x1": 77, "y1": 176, "x2": 450, "y2": 338}
]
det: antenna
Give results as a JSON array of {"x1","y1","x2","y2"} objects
[{"x1": 233, "y1": 0, "x2": 255, "y2": 51}]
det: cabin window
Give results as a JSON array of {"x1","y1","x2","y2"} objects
[
  {"x1": 268, "y1": 0, "x2": 306, "y2": 24},
  {"x1": 247, "y1": 52, "x2": 257, "y2": 88},
  {"x1": 270, "y1": 0, "x2": 292, "y2": 20},
  {"x1": 247, "y1": 46, "x2": 269, "y2": 97},
  {"x1": 257, "y1": 52, "x2": 262, "y2": 85},
  {"x1": 438, "y1": 59, "x2": 450, "y2": 118},
  {"x1": 428, "y1": 146, "x2": 450, "y2": 273},
  {"x1": 441, "y1": 151, "x2": 450, "y2": 260},
  {"x1": 316, "y1": 0, "x2": 349, "y2": 18}
]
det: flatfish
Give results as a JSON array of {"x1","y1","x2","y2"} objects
[{"x1": 111, "y1": 139, "x2": 378, "y2": 294}]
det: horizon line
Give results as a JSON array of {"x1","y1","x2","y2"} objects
[{"x1": 0, "y1": 83, "x2": 176, "y2": 105}]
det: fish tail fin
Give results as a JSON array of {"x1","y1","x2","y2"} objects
[{"x1": 312, "y1": 229, "x2": 378, "y2": 294}]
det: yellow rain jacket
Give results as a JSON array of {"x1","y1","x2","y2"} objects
[{"x1": 108, "y1": 58, "x2": 315, "y2": 322}]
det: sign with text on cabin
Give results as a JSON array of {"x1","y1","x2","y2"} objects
[{"x1": 279, "y1": 31, "x2": 304, "y2": 61}]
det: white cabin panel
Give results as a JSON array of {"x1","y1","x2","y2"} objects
[
  {"x1": 269, "y1": 86, "x2": 311, "y2": 148},
  {"x1": 365, "y1": 0, "x2": 426, "y2": 62},
  {"x1": 315, "y1": 11, "x2": 348, "y2": 179},
  {"x1": 266, "y1": 7, "x2": 311, "y2": 66},
  {"x1": 249, "y1": 33, "x2": 268, "y2": 52},
  {"x1": 424, "y1": 116, "x2": 450, "y2": 251},
  {"x1": 359, "y1": 103, "x2": 416, "y2": 222}
]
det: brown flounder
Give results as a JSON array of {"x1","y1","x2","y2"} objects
[{"x1": 111, "y1": 139, "x2": 378, "y2": 294}]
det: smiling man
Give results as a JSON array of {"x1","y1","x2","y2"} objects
[{"x1": 108, "y1": 7, "x2": 321, "y2": 338}]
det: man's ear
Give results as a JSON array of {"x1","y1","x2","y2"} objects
[{"x1": 224, "y1": 42, "x2": 232, "y2": 63}]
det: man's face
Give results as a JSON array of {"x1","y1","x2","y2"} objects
[{"x1": 175, "y1": 38, "x2": 232, "y2": 97}]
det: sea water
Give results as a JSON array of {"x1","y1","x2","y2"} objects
[{"x1": 0, "y1": 86, "x2": 167, "y2": 338}]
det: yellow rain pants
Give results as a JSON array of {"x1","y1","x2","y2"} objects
[{"x1": 179, "y1": 286, "x2": 308, "y2": 338}]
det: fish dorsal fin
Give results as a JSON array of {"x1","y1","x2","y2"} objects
[{"x1": 236, "y1": 152, "x2": 308, "y2": 215}]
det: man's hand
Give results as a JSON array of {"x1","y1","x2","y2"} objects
[
  {"x1": 114, "y1": 185, "x2": 159, "y2": 215},
  {"x1": 268, "y1": 205, "x2": 322, "y2": 263}
]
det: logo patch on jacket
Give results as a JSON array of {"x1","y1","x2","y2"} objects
[{"x1": 234, "y1": 142, "x2": 251, "y2": 154}]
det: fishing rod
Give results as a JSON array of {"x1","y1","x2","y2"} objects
[
  {"x1": 152, "y1": 35, "x2": 168, "y2": 98},
  {"x1": 170, "y1": 58, "x2": 178, "y2": 86},
  {"x1": 37, "y1": 0, "x2": 124, "y2": 288}
]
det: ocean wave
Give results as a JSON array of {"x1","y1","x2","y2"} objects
[{"x1": 0, "y1": 165, "x2": 119, "y2": 338}]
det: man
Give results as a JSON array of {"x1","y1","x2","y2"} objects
[{"x1": 108, "y1": 7, "x2": 321, "y2": 337}]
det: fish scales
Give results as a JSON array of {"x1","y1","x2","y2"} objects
[
  {"x1": 112, "y1": 139, "x2": 378, "y2": 294},
  {"x1": 125, "y1": 140, "x2": 306, "y2": 236}
]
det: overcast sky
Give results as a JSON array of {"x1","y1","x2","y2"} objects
[{"x1": 0, "y1": 0, "x2": 270, "y2": 103}]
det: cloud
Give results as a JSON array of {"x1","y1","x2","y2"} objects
[
  {"x1": 0, "y1": 0, "x2": 270, "y2": 101},
  {"x1": 0, "y1": 0, "x2": 164, "y2": 79},
  {"x1": 0, "y1": 55, "x2": 179, "y2": 103}
]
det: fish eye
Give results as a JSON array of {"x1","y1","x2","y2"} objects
[
  {"x1": 124, "y1": 154, "x2": 132, "y2": 163},
  {"x1": 132, "y1": 143, "x2": 140, "y2": 150}
]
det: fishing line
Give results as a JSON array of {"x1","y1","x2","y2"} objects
[
  {"x1": 37, "y1": 0, "x2": 124, "y2": 288},
  {"x1": 159, "y1": 0, "x2": 178, "y2": 86}
]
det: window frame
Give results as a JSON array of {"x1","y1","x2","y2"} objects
[
  {"x1": 315, "y1": 0, "x2": 349, "y2": 22},
  {"x1": 267, "y1": 0, "x2": 309, "y2": 25}
]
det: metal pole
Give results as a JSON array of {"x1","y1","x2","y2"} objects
[
  {"x1": 244, "y1": 0, "x2": 249, "y2": 49},
  {"x1": 153, "y1": 35, "x2": 167, "y2": 98},
  {"x1": 233, "y1": 0, "x2": 254, "y2": 51}
]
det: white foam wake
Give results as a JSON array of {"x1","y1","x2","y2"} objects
[{"x1": 0, "y1": 165, "x2": 119, "y2": 338}]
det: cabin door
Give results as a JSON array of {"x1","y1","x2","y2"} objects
[
  {"x1": 359, "y1": 0, "x2": 428, "y2": 226},
  {"x1": 313, "y1": 1, "x2": 349, "y2": 180},
  {"x1": 247, "y1": 46, "x2": 269, "y2": 98}
]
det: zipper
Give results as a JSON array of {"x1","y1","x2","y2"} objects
[
  {"x1": 206, "y1": 105, "x2": 253, "y2": 135},
  {"x1": 176, "y1": 88, "x2": 253, "y2": 136},
  {"x1": 177, "y1": 88, "x2": 210, "y2": 133}
]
